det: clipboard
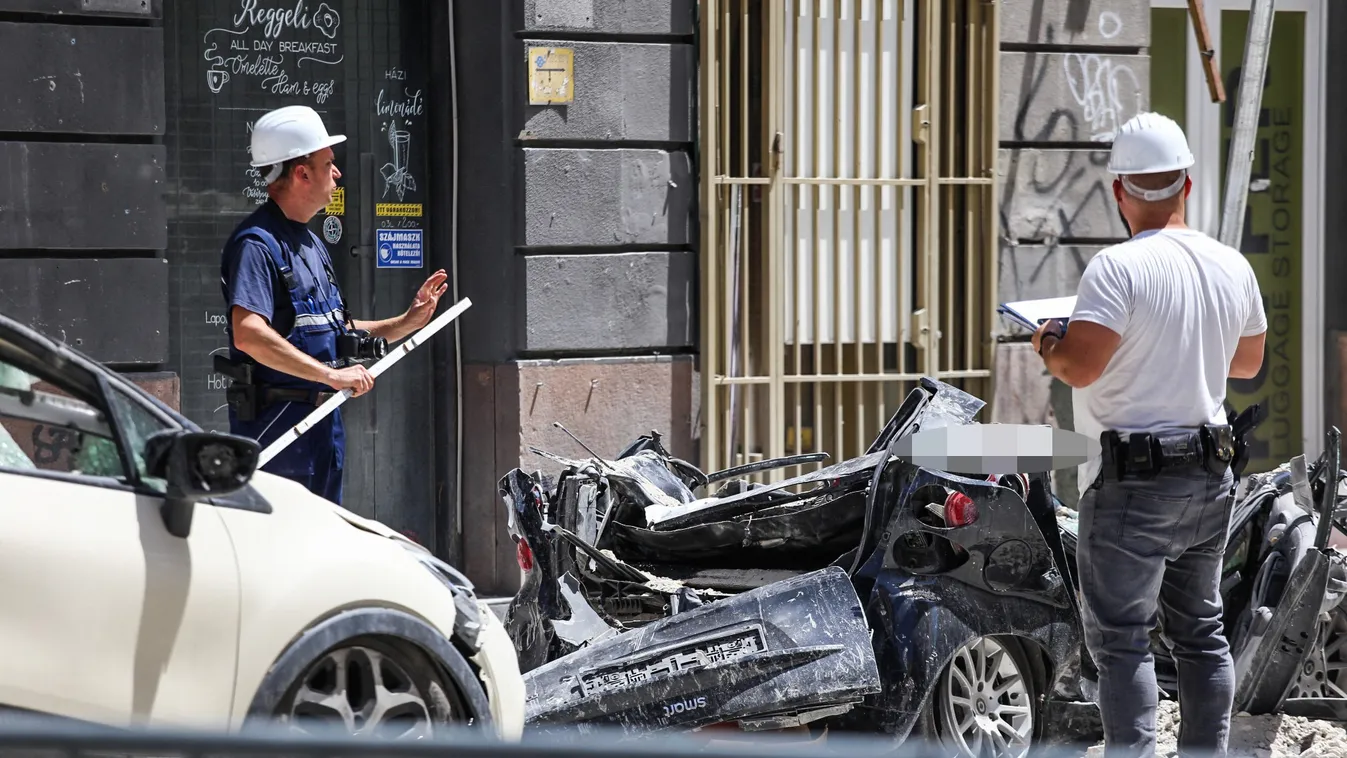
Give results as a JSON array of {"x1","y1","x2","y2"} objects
[{"x1": 997, "y1": 296, "x2": 1076, "y2": 332}]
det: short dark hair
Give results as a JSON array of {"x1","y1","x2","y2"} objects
[{"x1": 271, "y1": 153, "x2": 316, "y2": 187}]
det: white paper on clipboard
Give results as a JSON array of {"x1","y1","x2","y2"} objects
[{"x1": 997, "y1": 296, "x2": 1077, "y2": 331}]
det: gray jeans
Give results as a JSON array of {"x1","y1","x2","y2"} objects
[{"x1": 1076, "y1": 465, "x2": 1238, "y2": 758}]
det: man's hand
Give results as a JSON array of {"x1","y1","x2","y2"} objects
[
  {"x1": 349, "y1": 270, "x2": 450, "y2": 343},
  {"x1": 324, "y1": 365, "x2": 375, "y2": 397},
  {"x1": 1032, "y1": 318, "x2": 1066, "y2": 355},
  {"x1": 404, "y1": 269, "x2": 449, "y2": 331}
]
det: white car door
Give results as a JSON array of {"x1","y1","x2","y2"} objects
[{"x1": 0, "y1": 357, "x2": 242, "y2": 730}]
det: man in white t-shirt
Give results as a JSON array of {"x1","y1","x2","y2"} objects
[{"x1": 1032, "y1": 112, "x2": 1267, "y2": 758}]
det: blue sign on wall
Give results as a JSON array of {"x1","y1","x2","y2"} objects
[{"x1": 376, "y1": 228, "x2": 423, "y2": 269}]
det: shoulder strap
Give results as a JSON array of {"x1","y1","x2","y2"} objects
[{"x1": 238, "y1": 226, "x2": 300, "y2": 293}]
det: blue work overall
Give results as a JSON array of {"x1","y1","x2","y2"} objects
[{"x1": 225, "y1": 223, "x2": 350, "y2": 506}]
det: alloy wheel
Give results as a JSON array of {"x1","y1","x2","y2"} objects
[
  {"x1": 1288, "y1": 605, "x2": 1347, "y2": 700},
  {"x1": 281, "y1": 644, "x2": 442, "y2": 739},
  {"x1": 936, "y1": 636, "x2": 1035, "y2": 758}
]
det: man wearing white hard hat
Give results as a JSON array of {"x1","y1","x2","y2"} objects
[
  {"x1": 1032, "y1": 112, "x2": 1267, "y2": 757},
  {"x1": 216, "y1": 105, "x2": 449, "y2": 505}
]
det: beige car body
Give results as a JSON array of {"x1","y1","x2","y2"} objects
[{"x1": 0, "y1": 332, "x2": 525, "y2": 739}]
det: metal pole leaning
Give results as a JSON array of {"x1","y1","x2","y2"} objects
[
  {"x1": 1217, "y1": 0, "x2": 1276, "y2": 250},
  {"x1": 257, "y1": 297, "x2": 473, "y2": 467}
]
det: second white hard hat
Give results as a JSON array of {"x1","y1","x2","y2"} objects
[
  {"x1": 250, "y1": 105, "x2": 346, "y2": 183},
  {"x1": 1107, "y1": 112, "x2": 1195, "y2": 175}
]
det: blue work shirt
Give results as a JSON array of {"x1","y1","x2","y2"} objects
[{"x1": 219, "y1": 199, "x2": 348, "y2": 390}]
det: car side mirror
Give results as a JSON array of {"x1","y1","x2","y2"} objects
[{"x1": 144, "y1": 430, "x2": 260, "y2": 538}]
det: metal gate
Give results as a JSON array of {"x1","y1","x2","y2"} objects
[{"x1": 699, "y1": 0, "x2": 1001, "y2": 479}]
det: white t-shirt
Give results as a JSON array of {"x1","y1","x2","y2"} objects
[{"x1": 1070, "y1": 227, "x2": 1267, "y2": 498}]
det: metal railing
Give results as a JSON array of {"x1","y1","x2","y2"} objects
[{"x1": 699, "y1": 0, "x2": 1000, "y2": 481}]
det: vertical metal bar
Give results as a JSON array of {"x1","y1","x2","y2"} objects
[
  {"x1": 942, "y1": 0, "x2": 955, "y2": 376},
  {"x1": 740, "y1": 0, "x2": 756, "y2": 466},
  {"x1": 984, "y1": 0, "x2": 1000, "y2": 396},
  {"x1": 1217, "y1": 0, "x2": 1276, "y2": 251},
  {"x1": 832, "y1": 0, "x2": 843, "y2": 458},
  {"x1": 768, "y1": 0, "x2": 787, "y2": 469},
  {"x1": 788, "y1": 2, "x2": 803, "y2": 473},
  {"x1": 699, "y1": 0, "x2": 720, "y2": 470},
  {"x1": 853, "y1": 0, "x2": 866, "y2": 454},
  {"x1": 899, "y1": 0, "x2": 912, "y2": 380},
  {"x1": 964, "y1": 0, "x2": 976, "y2": 373},
  {"x1": 808, "y1": 1, "x2": 818, "y2": 468},
  {"x1": 924, "y1": 0, "x2": 942, "y2": 375},
  {"x1": 721, "y1": 0, "x2": 735, "y2": 464},
  {"x1": 873, "y1": 0, "x2": 887, "y2": 437}
]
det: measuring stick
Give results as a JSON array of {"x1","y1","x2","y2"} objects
[{"x1": 257, "y1": 297, "x2": 473, "y2": 467}]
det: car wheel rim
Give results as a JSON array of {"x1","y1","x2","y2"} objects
[
  {"x1": 284, "y1": 645, "x2": 434, "y2": 739},
  {"x1": 937, "y1": 636, "x2": 1034, "y2": 758},
  {"x1": 1289, "y1": 606, "x2": 1347, "y2": 700}
]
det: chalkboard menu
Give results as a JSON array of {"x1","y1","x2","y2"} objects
[{"x1": 163, "y1": 0, "x2": 431, "y2": 433}]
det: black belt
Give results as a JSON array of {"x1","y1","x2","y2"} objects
[
  {"x1": 1100, "y1": 424, "x2": 1235, "y2": 480},
  {"x1": 260, "y1": 387, "x2": 337, "y2": 407}
]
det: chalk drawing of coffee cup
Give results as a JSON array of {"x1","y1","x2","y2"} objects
[
  {"x1": 314, "y1": 3, "x2": 341, "y2": 39},
  {"x1": 207, "y1": 68, "x2": 230, "y2": 94}
]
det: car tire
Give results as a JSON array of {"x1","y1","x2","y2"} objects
[
  {"x1": 272, "y1": 635, "x2": 471, "y2": 739},
  {"x1": 913, "y1": 635, "x2": 1040, "y2": 758}
]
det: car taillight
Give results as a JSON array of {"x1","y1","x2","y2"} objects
[
  {"x1": 944, "y1": 491, "x2": 978, "y2": 527},
  {"x1": 516, "y1": 538, "x2": 534, "y2": 572}
]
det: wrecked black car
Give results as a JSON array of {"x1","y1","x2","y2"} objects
[
  {"x1": 498, "y1": 377, "x2": 1347, "y2": 755},
  {"x1": 501, "y1": 379, "x2": 1079, "y2": 754}
]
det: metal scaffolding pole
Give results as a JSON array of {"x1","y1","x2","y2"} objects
[{"x1": 1217, "y1": 0, "x2": 1277, "y2": 250}]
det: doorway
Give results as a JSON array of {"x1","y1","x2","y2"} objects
[{"x1": 1149, "y1": 0, "x2": 1326, "y2": 471}]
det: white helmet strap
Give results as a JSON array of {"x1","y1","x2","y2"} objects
[
  {"x1": 1120, "y1": 169, "x2": 1187, "y2": 202},
  {"x1": 263, "y1": 163, "x2": 284, "y2": 185}
]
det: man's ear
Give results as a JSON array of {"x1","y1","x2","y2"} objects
[
  {"x1": 1183, "y1": 175, "x2": 1193, "y2": 199},
  {"x1": 1112, "y1": 178, "x2": 1125, "y2": 204}
]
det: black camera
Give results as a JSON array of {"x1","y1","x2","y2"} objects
[{"x1": 336, "y1": 329, "x2": 387, "y2": 363}]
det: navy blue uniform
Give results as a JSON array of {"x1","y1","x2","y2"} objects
[{"x1": 220, "y1": 199, "x2": 350, "y2": 505}]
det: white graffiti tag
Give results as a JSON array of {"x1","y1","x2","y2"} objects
[{"x1": 1063, "y1": 53, "x2": 1142, "y2": 142}]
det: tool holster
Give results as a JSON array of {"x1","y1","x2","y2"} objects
[
  {"x1": 1100, "y1": 424, "x2": 1235, "y2": 481},
  {"x1": 215, "y1": 354, "x2": 260, "y2": 423}
]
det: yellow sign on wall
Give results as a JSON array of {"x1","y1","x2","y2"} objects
[
  {"x1": 528, "y1": 46, "x2": 574, "y2": 105},
  {"x1": 1221, "y1": 10, "x2": 1305, "y2": 473},
  {"x1": 376, "y1": 203, "x2": 423, "y2": 217},
  {"x1": 325, "y1": 187, "x2": 345, "y2": 216}
]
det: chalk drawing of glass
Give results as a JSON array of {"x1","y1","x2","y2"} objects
[{"x1": 380, "y1": 120, "x2": 417, "y2": 201}]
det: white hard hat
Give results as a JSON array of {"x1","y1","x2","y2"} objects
[
  {"x1": 250, "y1": 105, "x2": 346, "y2": 184},
  {"x1": 1107, "y1": 112, "x2": 1195, "y2": 201}
]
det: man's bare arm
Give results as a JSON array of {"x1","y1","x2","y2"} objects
[
  {"x1": 350, "y1": 314, "x2": 417, "y2": 343},
  {"x1": 1229, "y1": 333, "x2": 1266, "y2": 379},
  {"x1": 231, "y1": 307, "x2": 374, "y2": 395},
  {"x1": 1036, "y1": 320, "x2": 1123, "y2": 389}
]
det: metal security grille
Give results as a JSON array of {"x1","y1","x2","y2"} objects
[{"x1": 699, "y1": 0, "x2": 1000, "y2": 479}]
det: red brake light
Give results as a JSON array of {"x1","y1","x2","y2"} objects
[
  {"x1": 944, "y1": 492, "x2": 978, "y2": 527},
  {"x1": 516, "y1": 538, "x2": 535, "y2": 572}
]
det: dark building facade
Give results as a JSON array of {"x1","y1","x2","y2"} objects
[{"x1": 0, "y1": 0, "x2": 695, "y2": 596}]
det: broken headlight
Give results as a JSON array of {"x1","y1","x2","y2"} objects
[{"x1": 401, "y1": 542, "x2": 484, "y2": 651}]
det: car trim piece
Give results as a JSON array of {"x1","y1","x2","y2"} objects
[
  {"x1": 204, "y1": 485, "x2": 274, "y2": 515},
  {"x1": 0, "y1": 466, "x2": 135, "y2": 492},
  {"x1": 242, "y1": 606, "x2": 492, "y2": 727}
]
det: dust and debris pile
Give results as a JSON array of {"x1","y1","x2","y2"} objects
[{"x1": 1085, "y1": 701, "x2": 1347, "y2": 758}]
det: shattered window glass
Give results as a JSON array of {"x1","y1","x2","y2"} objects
[
  {"x1": 0, "y1": 360, "x2": 125, "y2": 480},
  {"x1": 107, "y1": 385, "x2": 171, "y2": 494}
]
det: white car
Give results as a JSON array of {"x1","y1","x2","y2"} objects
[{"x1": 0, "y1": 312, "x2": 524, "y2": 740}]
